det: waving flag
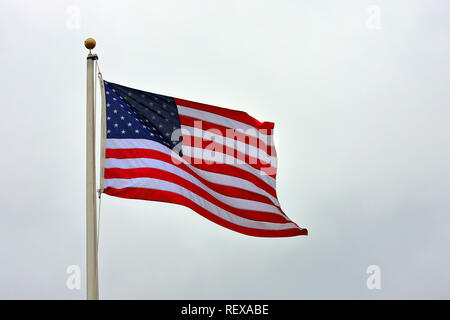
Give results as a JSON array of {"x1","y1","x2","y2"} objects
[{"x1": 102, "y1": 81, "x2": 307, "y2": 237}]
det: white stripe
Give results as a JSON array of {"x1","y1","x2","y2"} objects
[
  {"x1": 106, "y1": 138, "x2": 277, "y2": 192},
  {"x1": 104, "y1": 157, "x2": 283, "y2": 216},
  {"x1": 181, "y1": 125, "x2": 277, "y2": 167},
  {"x1": 177, "y1": 105, "x2": 273, "y2": 145},
  {"x1": 106, "y1": 138, "x2": 169, "y2": 153},
  {"x1": 104, "y1": 177, "x2": 297, "y2": 231}
]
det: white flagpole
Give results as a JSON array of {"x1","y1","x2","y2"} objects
[{"x1": 85, "y1": 38, "x2": 99, "y2": 300}]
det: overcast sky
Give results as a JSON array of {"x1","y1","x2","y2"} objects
[{"x1": 0, "y1": 0, "x2": 449, "y2": 299}]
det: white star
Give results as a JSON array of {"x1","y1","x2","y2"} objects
[
  {"x1": 107, "y1": 116, "x2": 111, "y2": 120},
  {"x1": 135, "y1": 129, "x2": 139, "y2": 133},
  {"x1": 128, "y1": 92, "x2": 132, "y2": 96},
  {"x1": 107, "y1": 129, "x2": 111, "y2": 134},
  {"x1": 121, "y1": 130, "x2": 126, "y2": 134},
  {"x1": 107, "y1": 103, "x2": 110, "y2": 107},
  {"x1": 120, "y1": 116, "x2": 125, "y2": 120},
  {"x1": 114, "y1": 123, "x2": 118, "y2": 127},
  {"x1": 128, "y1": 122, "x2": 132, "y2": 127},
  {"x1": 106, "y1": 91, "x2": 109, "y2": 95},
  {"x1": 113, "y1": 109, "x2": 117, "y2": 113}
]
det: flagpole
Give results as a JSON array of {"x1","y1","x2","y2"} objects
[{"x1": 85, "y1": 37, "x2": 99, "y2": 300}]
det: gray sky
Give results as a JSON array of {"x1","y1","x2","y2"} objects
[{"x1": 0, "y1": 0, "x2": 449, "y2": 299}]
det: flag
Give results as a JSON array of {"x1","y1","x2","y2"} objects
[{"x1": 102, "y1": 81, "x2": 307, "y2": 237}]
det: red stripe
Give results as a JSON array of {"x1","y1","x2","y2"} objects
[
  {"x1": 106, "y1": 148, "x2": 278, "y2": 200},
  {"x1": 104, "y1": 187, "x2": 307, "y2": 237},
  {"x1": 182, "y1": 136, "x2": 277, "y2": 177},
  {"x1": 174, "y1": 97, "x2": 275, "y2": 131},
  {"x1": 105, "y1": 167, "x2": 288, "y2": 223},
  {"x1": 179, "y1": 115, "x2": 274, "y2": 156}
]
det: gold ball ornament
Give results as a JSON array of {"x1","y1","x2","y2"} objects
[{"x1": 84, "y1": 38, "x2": 96, "y2": 51}]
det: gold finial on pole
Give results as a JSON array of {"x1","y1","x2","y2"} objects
[{"x1": 84, "y1": 38, "x2": 96, "y2": 53}]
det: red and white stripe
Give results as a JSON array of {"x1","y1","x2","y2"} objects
[{"x1": 103, "y1": 98, "x2": 307, "y2": 237}]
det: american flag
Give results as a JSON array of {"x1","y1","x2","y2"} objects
[{"x1": 102, "y1": 81, "x2": 307, "y2": 237}]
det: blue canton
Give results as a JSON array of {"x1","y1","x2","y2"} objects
[{"x1": 104, "y1": 81, "x2": 182, "y2": 151}]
